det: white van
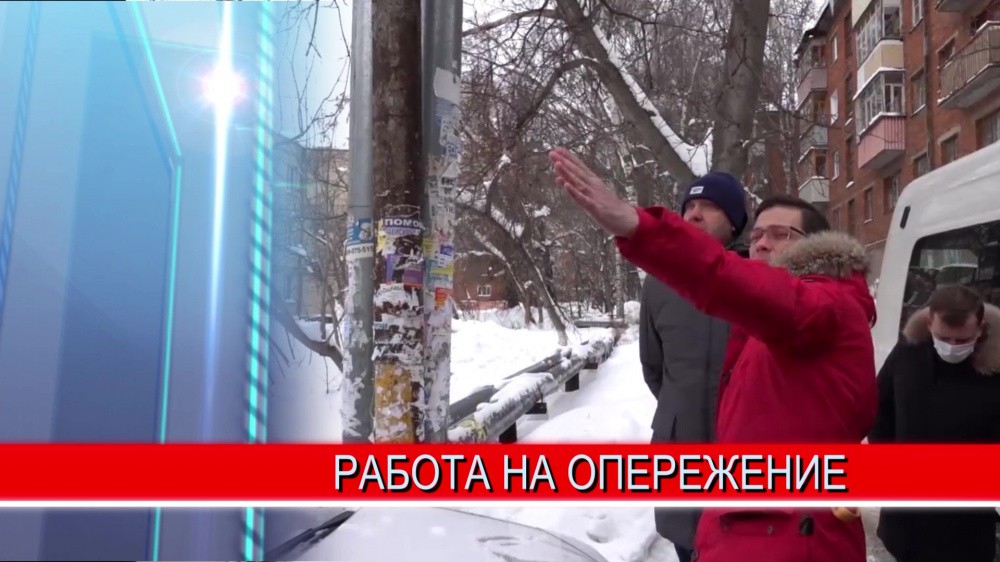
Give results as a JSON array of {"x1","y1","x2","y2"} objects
[{"x1": 872, "y1": 141, "x2": 1000, "y2": 372}]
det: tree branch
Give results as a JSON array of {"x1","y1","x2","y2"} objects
[
  {"x1": 271, "y1": 284, "x2": 344, "y2": 371},
  {"x1": 462, "y1": 8, "x2": 560, "y2": 37},
  {"x1": 553, "y1": 0, "x2": 697, "y2": 185}
]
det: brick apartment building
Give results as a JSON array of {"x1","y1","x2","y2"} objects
[{"x1": 795, "y1": 0, "x2": 1000, "y2": 277}]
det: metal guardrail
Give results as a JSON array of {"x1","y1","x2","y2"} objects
[
  {"x1": 447, "y1": 350, "x2": 567, "y2": 426},
  {"x1": 447, "y1": 320, "x2": 624, "y2": 443}
]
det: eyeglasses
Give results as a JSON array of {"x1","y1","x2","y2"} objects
[{"x1": 749, "y1": 224, "x2": 806, "y2": 243}]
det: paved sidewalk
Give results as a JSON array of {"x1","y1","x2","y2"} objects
[{"x1": 862, "y1": 508, "x2": 893, "y2": 562}]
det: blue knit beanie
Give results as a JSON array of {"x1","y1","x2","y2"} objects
[{"x1": 679, "y1": 172, "x2": 749, "y2": 237}]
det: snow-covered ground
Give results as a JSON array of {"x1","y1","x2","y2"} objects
[
  {"x1": 270, "y1": 303, "x2": 630, "y2": 422},
  {"x1": 268, "y1": 306, "x2": 675, "y2": 561},
  {"x1": 449, "y1": 315, "x2": 567, "y2": 402},
  {"x1": 456, "y1": 328, "x2": 678, "y2": 562}
]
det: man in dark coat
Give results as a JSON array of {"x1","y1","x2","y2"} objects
[
  {"x1": 870, "y1": 284, "x2": 1000, "y2": 562},
  {"x1": 639, "y1": 173, "x2": 748, "y2": 562}
]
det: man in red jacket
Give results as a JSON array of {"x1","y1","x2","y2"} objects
[{"x1": 549, "y1": 148, "x2": 877, "y2": 562}]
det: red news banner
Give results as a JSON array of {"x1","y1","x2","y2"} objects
[{"x1": 0, "y1": 444, "x2": 994, "y2": 502}]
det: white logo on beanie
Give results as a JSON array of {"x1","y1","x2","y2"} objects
[{"x1": 689, "y1": 185, "x2": 704, "y2": 195}]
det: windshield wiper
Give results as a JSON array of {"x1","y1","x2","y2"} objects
[{"x1": 265, "y1": 510, "x2": 356, "y2": 560}]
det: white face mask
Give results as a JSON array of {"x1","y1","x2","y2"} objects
[{"x1": 932, "y1": 337, "x2": 976, "y2": 364}]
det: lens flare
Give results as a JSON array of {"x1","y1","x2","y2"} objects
[{"x1": 202, "y1": 66, "x2": 244, "y2": 107}]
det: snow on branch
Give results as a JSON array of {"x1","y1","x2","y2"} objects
[
  {"x1": 585, "y1": 18, "x2": 710, "y2": 177},
  {"x1": 462, "y1": 8, "x2": 559, "y2": 38},
  {"x1": 490, "y1": 206, "x2": 525, "y2": 239}
]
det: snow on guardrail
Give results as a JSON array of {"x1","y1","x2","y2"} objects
[{"x1": 448, "y1": 328, "x2": 618, "y2": 443}]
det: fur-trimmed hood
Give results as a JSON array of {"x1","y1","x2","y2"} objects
[
  {"x1": 902, "y1": 304, "x2": 1000, "y2": 375},
  {"x1": 773, "y1": 231, "x2": 870, "y2": 279},
  {"x1": 771, "y1": 230, "x2": 875, "y2": 325}
]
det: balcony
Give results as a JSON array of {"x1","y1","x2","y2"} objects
[
  {"x1": 858, "y1": 115, "x2": 905, "y2": 170},
  {"x1": 799, "y1": 124, "x2": 828, "y2": 157},
  {"x1": 936, "y1": 0, "x2": 978, "y2": 11},
  {"x1": 858, "y1": 40, "x2": 904, "y2": 88},
  {"x1": 798, "y1": 177, "x2": 829, "y2": 204},
  {"x1": 939, "y1": 23, "x2": 1000, "y2": 109},
  {"x1": 796, "y1": 65, "x2": 827, "y2": 107}
]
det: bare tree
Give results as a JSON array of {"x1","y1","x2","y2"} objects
[
  {"x1": 456, "y1": 0, "x2": 792, "y2": 320},
  {"x1": 270, "y1": 0, "x2": 818, "y2": 394},
  {"x1": 270, "y1": 1, "x2": 352, "y2": 371}
]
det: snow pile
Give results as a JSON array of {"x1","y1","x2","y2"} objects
[
  {"x1": 450, "y1": 317, "x2": 568, "y2": 401},
  {"x1": 288, "y1": 244, "x2": 307, "y2": 258},
  {"x1": 568, "y1": 301, "x2": 641, "y2": 326},
  {"x1": 270, "y1": 312, "x2": 611, "y2": 442},
  {"x1": 623, "y1": 300, "x2": 641, "y2": 324},
  {"x1": 267, "y1": 324, "x2": 344, "y2": 443},
  {"x1": 449, "y1": 372, "x2": 555, "y2": 443},
  {"x1": 458, "y1": 304, "x2": 578, "y2": 330}
]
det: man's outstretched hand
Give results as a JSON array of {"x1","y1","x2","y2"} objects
[{"x1": 549, "y1": 147, "x2": 640, "y2": 238}]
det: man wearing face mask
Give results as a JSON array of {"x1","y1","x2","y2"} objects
[{"x1": 870, "y1": 284, "x2": 1000, "y2": 562}]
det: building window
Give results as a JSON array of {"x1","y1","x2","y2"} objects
[
  {"x1": 883, "y1": 174, "x2": 901, "y2": 211},
  {"x1": 847, "y1": 199, "x2": 857, "y2": 234},
  {"x1": 938, "y1": 39, "x2": 955, "y2": 70},
  {"x1": 913, "y1": 153, "x2": 930, "y2": 178},
  {"x1": 477, "y1": 285, "x2": 492, "y2": 298},
  {"x1": 810, "y1": 92, "x2": 828, "y2": 124},
  {"x1": 978, "y1": 109, "x2": 1000, "y2": 148},
  {"x1": 941, "y1": 135, "x2": 959, "y2": 165},
  {"x1": 911, "y1": 71, "x2": 926, "y2": 113},
  {"x1": 856, "y1": 71, "x2": 905, "y2": 134},
  {"x1": 832, "y1": 207, "x2": 842, "y2": 230},
  {"x1": 857, "y1": 0, "x2": 903, "y2": 65},
  {"x1": 864, "y1": 188, "x2": 874, "y2": 221},
  {"x1": 830, "y1": 90, "x2": 839, "y2": 123},
  {"x1": 971, "y1": 3, "x2": 1000, "y2": 34},
  {"x1": 814, "y1": 153, "x2": 828, "y2": 177},
  {"x1": 802, "y1": 43, "x2": 826, "y2": 71},
  {"x1": 833, "y1": 150, "x2": 841, "y2": 177},
  {"x1": 912, "y1": 0, "x2": 923, "y2": 26},
  {"x1": 832, "y1": 36, "x2": 839, "y2": 60}
]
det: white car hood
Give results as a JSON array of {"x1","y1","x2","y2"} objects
[{"x1": 269, "y1": 507, "x2": 608, "y2": 562}]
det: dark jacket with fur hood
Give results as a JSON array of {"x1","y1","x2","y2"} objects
[
  {"x1": 870, "y1": 304, "x2": 1000, "y2": 562},
  {"x1": 870, "y1": 303, "x2": 1000, "y2": 443}
]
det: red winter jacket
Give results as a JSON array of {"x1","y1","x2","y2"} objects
[{"x1": 617, "y1": 207, "x2": 878, "y2": 562}]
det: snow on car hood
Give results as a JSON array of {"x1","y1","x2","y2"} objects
[{"x1": 270, "y1": 507, "x2": 607, "y2": 562}]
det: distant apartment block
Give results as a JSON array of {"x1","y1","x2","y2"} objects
[{"x1": 794, "y1": 0, "x2": 1000, "y2": 277}]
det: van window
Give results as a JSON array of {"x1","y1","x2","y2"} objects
[{"x1": 901, "y1": 220, "x2": 1000, "y2": 329}]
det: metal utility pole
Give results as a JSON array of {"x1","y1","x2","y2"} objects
[
  {"x1": 420, "y1": 0, "x2": 463, "y2": 442},
  {"x1": 342, "y1": 0, "x2": 375, "y2": 443},
  {"x1": 371, "y1": 0, "x2": 425, "y2": 442}
]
